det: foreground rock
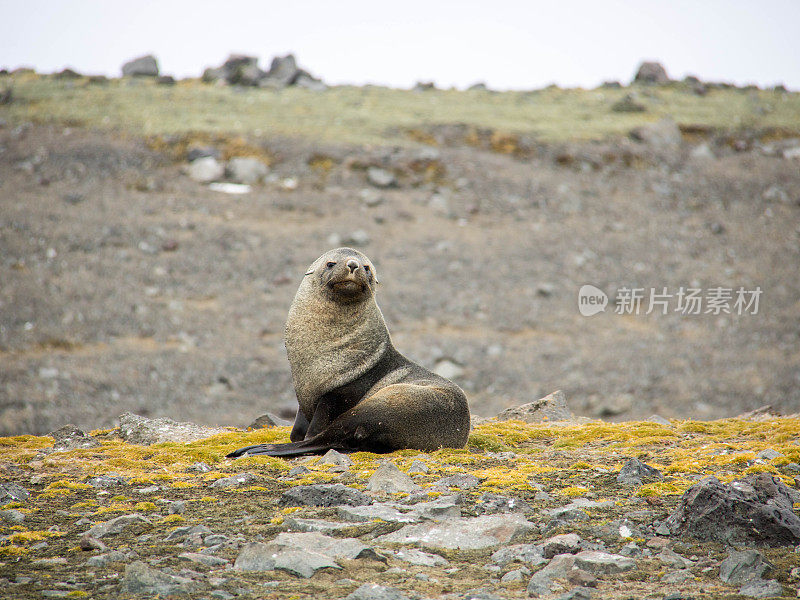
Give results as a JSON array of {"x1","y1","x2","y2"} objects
[
  {"x1": 376, "y1": 514, "x2": 534, "y2": 549},
  {"x1": 234, "y1": 532, "x2": 379, "y2": 578},
  {"x1": 664, "y1": 474, "x2": 800, "y2": 546},
  {"x1": 280, "y1": 483, "x2": 372, "y2": 507},
  {"x1": 117, "y1": 412, "x2": 228, "y2": 444}
]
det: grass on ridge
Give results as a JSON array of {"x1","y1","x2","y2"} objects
[{"x1": 2, "y1": 74, "x2": 799, "y2": 146}]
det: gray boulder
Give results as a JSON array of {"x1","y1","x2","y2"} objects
[
  {"x1": 122, "y1": 55, "x2": 159, "y2": 77},
  {"x1": 663, "y1": 474, "x2": 800, "y2": 546},
  {"x1": 202, "y1": 54, "x2": 263, "y2": 86},
  {"x1": 633, "y1": 61, "x2": 669, "y2": 84}
]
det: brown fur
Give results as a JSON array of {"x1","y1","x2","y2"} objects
[{"x1": 228, "y1": 248, "x2": 470, "y2": 457}]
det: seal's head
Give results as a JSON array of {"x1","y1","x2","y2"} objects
[{"x1": 305, "y1": 247, "x2": 378, "y2": 303}]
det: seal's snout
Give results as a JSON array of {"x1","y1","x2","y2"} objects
[{"x1": 346, "y1": 258, "x2": 360, "y2": 273}]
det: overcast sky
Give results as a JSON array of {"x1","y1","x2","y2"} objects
[{"x1": 2, "y1": 0, "x2": 799, "y2": 90}]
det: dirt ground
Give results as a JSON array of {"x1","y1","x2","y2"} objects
[{"x1": 1, "y1": 119, "x2": 799, "y2": 435}]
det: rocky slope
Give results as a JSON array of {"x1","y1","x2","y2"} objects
[{"x1": 1, "y1": 407, "x2": 799, "y2": 599}]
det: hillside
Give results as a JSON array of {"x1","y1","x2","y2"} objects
[{"x1": 1, "y1": 72, "x2": 800, "y2": 435}]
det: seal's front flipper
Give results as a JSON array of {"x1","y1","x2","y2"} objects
[{"x1": 226, "y1": 437, "x2": 346, "y2": 458}]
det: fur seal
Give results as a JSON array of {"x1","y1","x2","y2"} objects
[{"x1": 227, "y1": 247, "x2": 470, "y2": 458}]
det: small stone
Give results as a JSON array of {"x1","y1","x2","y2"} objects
[
  {"x1": 319, "y1": 449, "x2": 353, "y2": 468},
  {"x1": 359, "y1": 189, "x2": 385, "y2": 207},
  {"x1": 647, "y1": 414, "x2": 671, "y2": 426},
  {"x1": 756, "y1": 449, "x2": 782, "y2": 461},
  {"x1": 376, "y1": 514, "x2": 534, "y2": 550},
  {"x1": 187, "y1": 462, "x2": 211, "y2": 473},
  {"x1": 619, "y1": 542, "x2": 642, "y2": 557},
  {"x1": 288, "y1": 465, "x2": 311, "y2": 477},
  {"x1": 491, "y1": 543, "x2": 547, "y2": 567},
  {"x1": 527, "y1": 554, "x2": 577, "y2": 596},
  {"x1": 572, "y1": 550, "x2": 636, "y2": 575},
  {"x1": 658, "y1": 548, "x2": 693, "y2": 569},
  {"x1": 389, "y1": 548, "x2": 447, "y2": 567},
  {"x1": 122, "y1": 560, "x2": 194, "y2": 595},
  {"x1": 495, "y1": 390, "x2": 572, "y2": 423},
  {"x1": 280, "y1": 483, "x2": 372, "y2": 507},
  {"x1": 179, "y1": 552, "x2": 229, "y2": 567},
  {"x1": 165, "y1": 500, "x2": 185, "y2": 514},
  {"x1": 346, "y1": 583, "x2": 411, "y2": 600},
  {"x1": 617, "y1": 458, "x2": 663, "y2": 486},
  {"x1": 337, "y1": 504, "x2": 420, "y2": 524},
  {"x1": 0, "y1": 509, "x2": 25, "y2": 524},
  {"x1": 719, "y1": 550, "x2": 772, "y2": 584},
  {"x1": 48, "y1": 424, "x2": 101, "y2": 451},
  {"x1": 248, "y1": 413, "x2": 289, "y2": 429},
  {"x1": 407, "y1": 460, "x2": 429, "y2": 474},
  {"x1": 86, "y1": 513, "x2": 151, "y2": 538},
  {"x1": 739, "y1": 579, "x2": 783, "y2": 598},
  {"x1": 762, "y1": 185, "x2": 789, "y2": 204},
  {"x1": 433, "y1": 359, "x2": 464, "y2": 380},
  {"x1": 210, "y1": 473, "x2": 255, "y2": 489},
  {"x1": 32, "y1": 557, "x2": 67, "y2": 566},
  {"x1": 690, "y1": 143, "x2": 715, "y2": 160},
  {"x1": 285, "y1": 517, "x2": 357, "y2": 534},
  {"x1": 661, "y1": 569, "x2": 694, "y2": 583},
  {"x1": 86, "y1": 550, "x2": 129, "y2": 567},
  {"x1": 366, "y1": 461, "x2": 420, "y2": 494},
  {"x1": 366, "y1": 167, "x2": 397, "y2": 189},
  {"x1": 186, "y1": 156, "x2": 225, "y2": 183},
  {"x1": 500, "y1": 566, "x2": 531, "y2": 582},
  {"x1": 79, "y1": 533, "x2": 107, "y2": 551},
  {"x1": 227, "y1": 157, "x2": 269, "y2": 184},
  {"x1": 434, "y1": 473, "x2": 480, "y2": 490},
  {"x1": 0, "y1": 482, "x2": 30, "y2": 503},
  {"x1": 475, "y1": 492, "x2": 531, "y2": 515},
  {"x1": 556, "y1": 587, "x2": 593, "y2": 600},
  {"x1": 341, "y1": 229, "x2": 371, "y2": 246},
  {"x1": 542, "y1": 533, "x2": 583, "y2": 558},
  {"x1": 612, "y1": 94, "x2": 647, "y2": 113}
]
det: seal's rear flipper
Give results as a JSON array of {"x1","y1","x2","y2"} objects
[{"x1": 226, "y1": 438, "x2": 346, "y2": 458}]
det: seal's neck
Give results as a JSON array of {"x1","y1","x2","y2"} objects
[{"x1": 284, "y1": 282, "x2": 390, "y2": 414}]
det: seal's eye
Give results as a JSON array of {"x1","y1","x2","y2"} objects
[
  {"x1": 326, "y1": 261, "x2": 336, "y2": 269},
  {"x1": 364, "y1": 265, "x2": 371, "y2": 272}
]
